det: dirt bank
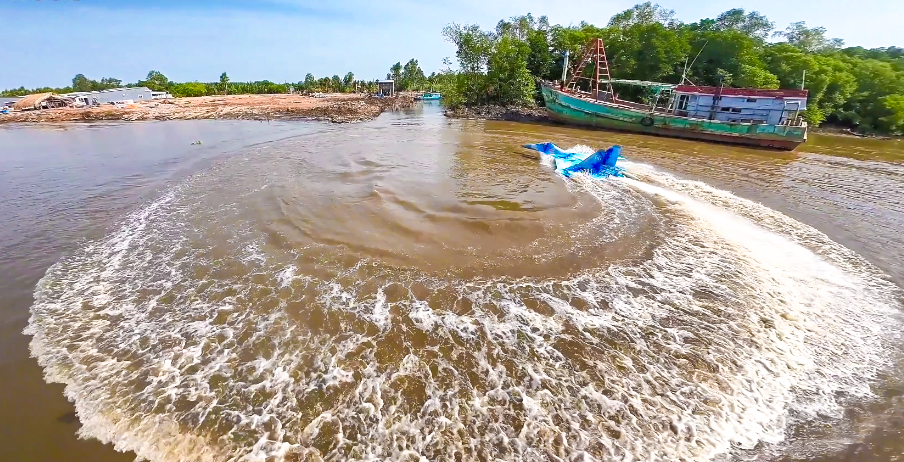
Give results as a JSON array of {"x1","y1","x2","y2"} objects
[
  {"x1": 445, "y1": 105, "x2": 549, "y2": 123},
  {"x1": 0, "y1": 93, "x2": 417, "y2": 124},
  {"x1": 811, "y1": 125, "x2": 901, "y2": 140}
]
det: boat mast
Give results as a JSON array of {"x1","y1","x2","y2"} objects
[
  {"x1": 594, "y1": 40, "x2": 600, "y2": 99},
  {"x1": 561, "y1": 50, "x2": 569, "y2": 83},
  {"x1": 565, "y1": 38, "x2": 614, "y2": 100}
]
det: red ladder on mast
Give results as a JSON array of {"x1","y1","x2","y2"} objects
[{"x1": 565, "y1": 38, "x2": 615, "y2": 100}]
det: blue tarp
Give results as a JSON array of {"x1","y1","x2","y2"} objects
[{"x1": 523, "y1": 142, "x2": 625, "y2": 179}]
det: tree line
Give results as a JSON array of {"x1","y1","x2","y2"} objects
[
  {"x1": 437, "y1": 4, "x2": 904, "y2": 134},
  {"x1": 2, "y1": 59, "x2": 439, "y2": 101},
  {"x1": 5, "y1": 5, "x2": 901, "y2": 133},
  {"x1": 3, "y1": 71, "x2": 370, "y2": 98}
]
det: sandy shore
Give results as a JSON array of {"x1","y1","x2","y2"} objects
[{"x1": 0, "y1": 93, "x2": 417, "y2": 124}]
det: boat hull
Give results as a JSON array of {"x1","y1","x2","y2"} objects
[{"x1": 541, "y1": 85, "x2": 806, "y2": 150}]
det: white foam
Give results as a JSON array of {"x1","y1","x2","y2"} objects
[{"x1": 25, "y1": 157, "x2": 902, "y2": 462}]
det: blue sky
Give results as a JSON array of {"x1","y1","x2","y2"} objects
[{"x1": 0, "y1": 0, "x2": 900, "y2": 89}]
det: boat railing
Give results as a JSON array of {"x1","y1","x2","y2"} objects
[{"x1": 551, "y1": 83, "x2": 808, "y2": 128}]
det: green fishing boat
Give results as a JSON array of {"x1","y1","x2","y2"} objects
[{"x1": 543, "y1": 39, "x2": 808, "y2": 150}]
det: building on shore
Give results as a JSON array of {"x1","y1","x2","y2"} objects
[
  {"x1": 13, "y1": 93, "x2": 73, "y2": 111},
  {"x1": 3, "y1": 86, "x2": 166, "y2": 111},
  {"x1": 62, "y1": 87, "x2": 155, "y2": 106},
  {"x1": 377, "y1": 80, "x2": 395, "y2": 97}
]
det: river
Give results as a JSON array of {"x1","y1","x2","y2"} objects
[{"x1": 1, "y1": 103, "x2": 903, "y2": 462}]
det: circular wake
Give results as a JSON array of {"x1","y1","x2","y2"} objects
[{"x1": 26, "y1": 147, "x2": 902, "y2": 462}]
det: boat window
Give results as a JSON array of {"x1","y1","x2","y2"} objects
[
  {"x1": 731, "y1": 108, "x2": 742, "y2": 113},
  {"x1": 746, "y1": 98, "x2": 757, "y2": 102},
  {"x1": 720, "y1": 107, "x2": 732, "y2": 112}
]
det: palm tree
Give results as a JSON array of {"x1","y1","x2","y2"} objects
[{"x1": 220, "y1": 72, "x2": 229, "y2": 95}]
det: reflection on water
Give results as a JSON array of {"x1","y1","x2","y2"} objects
[{"x1": 3, "y1": 107, "x2": 904, "y2": 462}]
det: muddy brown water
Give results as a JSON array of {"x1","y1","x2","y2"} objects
[{"x1": 1, "y1": 104, "x2": 903, "y2": 462}]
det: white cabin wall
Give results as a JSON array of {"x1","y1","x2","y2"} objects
[{"x1": 675, "y1": 92, "x2": 807, "y2": 125}]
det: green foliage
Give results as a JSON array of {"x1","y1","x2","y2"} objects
[
  {"x1": 714, "y1": 8, "x2": 773, "y2": 41},
  {"x1": 608, "y1": 2, "x2": 676, "y2": 28},
  {"x1": 67, "y1": 74, "x2": 124, "y2": 92},
  {"x1": 433, "y1": 4, "x2": 903, "y2": 133},
  {"x1": 343, "y1": 72, "x2": 355, "y2": 90},
  {"x1": 100, "y1": 77, "x2": 123, "y2": 88},
  {"x1": 170, "y1": 82, "x2": 207, "y2": 97},
  {"x1": 839, "y1": 58, "x2": 903, "y2": 130},
  {"x1": 804, "y1": 105, "x2": 826, "y2": 126},
  {"x1": 486, "y1": 34, "x2": 535, "y2": 106},
  {"x1": 400, "y1": 59, "x2": 427, "y2": 91},
  {"x1": 526, "y1": 26, "x2": 553, "y2": 79},
  {"x1": 880, "y1": 94, "x2": 904, "y2": 133},
  {"x1": 0, "y1": 74, "x2": 122, "y2": 96},
  {"x1": 72, "y1": 74, "x2": 92, "y2": 92},
  {"x1": 2, "y1": 85, "x2": 69, "y2": 97},
  {"x1": 734, "y1": 64, "x2": 780, "y2": 89},
  {"x1": 141, "y1": 70, "x2": 170, "y2": 91},
  {"x1": 3, "y1": 4, "x2": 900, "y2": 134},
  {"x1": 389, "y1": 62, "x2": 403, "y2": 83},
  {"x1": 442, "y1": 16, "x2": 552, "y2": 107},
  {"x1": 609, "y1": 22, "x2": 689, "y2": 82},
  {"x1": 684, "y1": 30, "x2": 765, "y2": 86},
  {"x1": 774, "y1": 22, "x2": 844, "y2": 53}
]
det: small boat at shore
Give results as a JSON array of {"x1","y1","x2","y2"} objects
[
  {"x1": 416, "y1": 92, "x2": 442, "y2": 101},
  {"x1": 543, "y1": 39, "x2": 809, "y2": 150}
]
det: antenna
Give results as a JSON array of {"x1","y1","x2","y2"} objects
[
  {"x1": 561, "y1": 50, "x2": 569, "y2": 82},
  {"x1": 684, "y1": 41, "x2": 708, "y2": 85},
  {"x1": 680, "y1": 57, "x2": 689, "y2": 84},
  {"x1": 801, "y1": 69, "x2": 806, "y2": 90}
]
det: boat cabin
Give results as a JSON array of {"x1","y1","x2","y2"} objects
[{"x1": 671, "y1": 86, "x2": 808, "y2": 126}]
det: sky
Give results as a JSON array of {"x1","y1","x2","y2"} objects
[{"x1": 0, "y1": 0, "x2": 900, "y2": 90}]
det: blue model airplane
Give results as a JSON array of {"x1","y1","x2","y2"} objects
[{"x1": 523, "y1": 142, "x2": 625, "y2": 179}]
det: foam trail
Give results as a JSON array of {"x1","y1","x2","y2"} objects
[{"x1": 25, "y1": 155, "x2": 902, "y2": 462}]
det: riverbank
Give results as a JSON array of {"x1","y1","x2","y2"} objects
[
  {"x1": 0, "y1": 93, "x2": 417, "y2": 124},
  {"x1": 811, "y1": 125, "x2": 902, "y2": 140},
  {"x1": 445, "y1": 106, "x2": 904, "y2": 142},
  {"x1": 444, "y1": 105, "x2": 548, "y2": 123}
]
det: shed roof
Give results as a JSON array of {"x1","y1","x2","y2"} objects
[
  {"x1": 674, "y1": 85, "x2": 808, "y2": 98},
  {"x1": 13, "y1": 92, "x2": 72, "y2": 110}
]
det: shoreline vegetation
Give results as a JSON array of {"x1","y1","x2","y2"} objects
[
  {"x1": 1, "y1": 60, "x2": 434, "y2": 125},
  {"x1": 3, "y1": 3, "x2": 902, "y2": 134},
  {"x1": 432, "y1": 3, "x2": 904, "y2": 137}
]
